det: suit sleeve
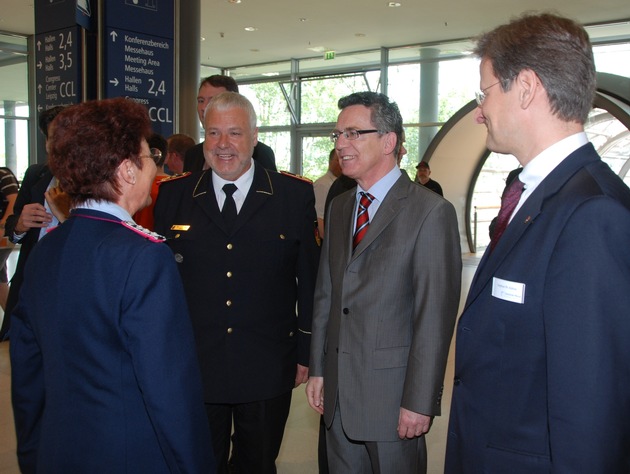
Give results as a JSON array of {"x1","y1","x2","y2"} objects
[
  {"x1": 5, "y1": 164, "x2": 44, "y2": 240},
  {"x1": 544, "y1": 196, "x2": 630, "y2": 471},
  {"x1": 296, "y1": 183, "x2": 320, "y2": 366},
  {"x1": 10, "y1": 296, "x2": 45, "y2": 474},
  {"x1": 121, "y1": 242, "x2": 215, "y2": 473},
  {"x1": 402, "y1": 198, "x2": 461, "y2": 416},
  {"x1": 309, "y1": 205, "x2": 333, "y2": 377}
]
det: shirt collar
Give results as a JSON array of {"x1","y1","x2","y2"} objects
[
  {"x1": 211, "y1": 158, "x2": 255, "y2": 194},
  {"x1": 519, "y1": 132, "x2": 589, "y2": 191},
  {"x1": 77, "y1": 200, "x2": 133, "y2": 222},
  {"x1": 356, "y1": 165, "x2": 401, "y2": 203}
]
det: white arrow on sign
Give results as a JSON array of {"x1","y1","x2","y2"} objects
[
  {"x1": 37, "y1": 61, "x2": 42, "y2": 69},
  {"x1": 109, "y1": 78, "x2": 119, "y2": 87},
  {"x1": 110, "y1": 31, "x2": 118, "y2": 42}
]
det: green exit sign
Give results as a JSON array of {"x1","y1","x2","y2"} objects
[{"x1": 324, "y1": 51, "x2": 335, "y2": 60}]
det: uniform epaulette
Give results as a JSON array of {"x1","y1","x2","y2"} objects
[
  {"x1": 122, "y1": 221, "x2": 166, "y2": 242},
  {"x1": 158, "y1": 172, "x2": 192, "y2": 185},
  {"x1": 280, "y1": 170, "x2": 313, "y2": 184}
]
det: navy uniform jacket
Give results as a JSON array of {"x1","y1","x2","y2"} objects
[
  {"x1": 154, "y1": 162, "x2": 319, "y2": 403},
  {"x1": 10, "y1": 208, "x2": 215, "y2": 474},
  {"x1": 1, "y1": 163, "x2": 53, "y2": 339},
  {"x1": 445, "y1": 143, "x2": 630, "y2": 472},
  {"x1": 184, "y1": 141, "x2": 277, "y2": 173}
]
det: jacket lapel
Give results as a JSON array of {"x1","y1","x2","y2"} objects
[
  {"x1": 232, "y1": 163, "x2": 273, "y2": 234},
  {"x1": 192, "y1": 170, "x2": 224, "y2": 229},
  {"x1": 350, "y1": 173, "x2": 408, "y2": 261},
  {"x1": 465, "y1": 143, "x2": 599, "y2": 309}
]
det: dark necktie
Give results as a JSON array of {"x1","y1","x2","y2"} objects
[
  {"x1": 490, "y1": 177, "x2": 524, "y2": 251},
  {"x1": 353, "y1": 192, "x2": 374, "y2": 250},
  {"x1": 222, "y1": 183, "x2": 238, "y2": 231}
]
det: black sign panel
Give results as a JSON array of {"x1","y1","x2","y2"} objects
[
  {"x1": 103, "y1": 0, "x2": 175, "y2": 137},
  {"x1": 34, "y1": 26, "x2": 82, "y2": 112}
]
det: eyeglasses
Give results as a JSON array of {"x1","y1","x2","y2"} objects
[
  {"x1": 330, "y1": 128, "x2": 381, "y2": 142},
  {"x1": 141, "y1": 148, "x2": 162, "y2": 165},
  {"x1": 475, "y1": 76, "x2": 516, "y2": 106}
]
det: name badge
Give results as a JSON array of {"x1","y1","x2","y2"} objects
[
  {"x1": 492, "y1": 277, "x2": 525, "y2": 304},
  {"x1": 171, "y1": 225, "x2": 190, "y2": 231}
]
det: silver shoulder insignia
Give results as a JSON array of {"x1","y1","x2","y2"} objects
[{"x1": 122, "y1": 221, "x2": 166, "y2": 242}]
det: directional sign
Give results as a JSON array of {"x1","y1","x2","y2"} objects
[
  {"x1": 34, "y1": 26, "x2": 82, "y2": 112},
  {"x1": 103, "y1": 0, "x2": 175, "y2": 136}
]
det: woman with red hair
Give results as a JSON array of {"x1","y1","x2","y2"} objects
[{"x1": 10, "y1": 97, "x2": 216, "y2": 474}]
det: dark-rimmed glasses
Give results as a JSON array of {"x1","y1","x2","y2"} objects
[{"x1": 330, "y1": 129, "x2": 381, "y2": 142}]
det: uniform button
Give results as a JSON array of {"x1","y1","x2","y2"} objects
[
  {"x1": 227, "y1": 243, "x2": 233, "y2": 250},
  {"x1": 174, "y1": 253, "x2": 184, "y2": 263},
  {"x1": 227, "y1": 328, "x2": 233, "y2": 334},
  {"x1": 288, "y1": 331, "x2": 294, "y2": 337},
  {"x1": 226, "y1": 300, "x2": 232, "y2": 307},
  {"x1": 175, "y1": 233, "x2": 181, "y2": 239},
  {"x1": 226, "y1": 271, "x2": 233, "y2": 278},
  {"x1": 343, "y1": 308, "x2": 349, "y2": 315},
  {"x1": 454, "y1": 377, "x2": 461, "y2": 386},
  {"x1": 279, "y1": 234, "x2": 286, "y2": 240}
]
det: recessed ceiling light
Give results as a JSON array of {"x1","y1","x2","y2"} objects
[
  {"x1": 355, "y1": 33, "x2": 366, "y2": 37},
  {"x1": 201, "y1": 36, "x2": 206, "y2": 41},
  {"x1": 388, "y1": 2, "x2": 402, "y2": 7},
  {"x1": 244, "y1": 26, "x2": 258, "y2": 32},
  {"x1": 228, "y1": 0, "x2": 242, "y2": 4},
  {"x1": 299, "y1": 18, "x2": 309, "y2": 22}
]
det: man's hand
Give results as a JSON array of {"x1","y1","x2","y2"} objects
[
  {"x1": 295, "y1": 364, "x2": 309, "y2": 387},
  {"x1": 397, "y1": 407, "x2": 432, "y2": 439},
  {"x1": 45, "y1": 187, "x2": 71, "y2": 223},
  {"x1": 15, "y1": 203, "x2": 53, "y2": 233},
  {"x1": 306, "y1": 376, "x2": 324, "y2": 415}
]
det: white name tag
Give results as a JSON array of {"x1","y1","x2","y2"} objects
[{"x1": 492, "y1": 277, "x2": 525, "y2": 304}]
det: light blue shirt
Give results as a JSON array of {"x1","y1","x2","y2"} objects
[
  {"x1": 353, "y1": 165, "x2": 402, "y2": 233},
  {"x1": 78, "y1": 200, "x2": 134, "y2": 222}
]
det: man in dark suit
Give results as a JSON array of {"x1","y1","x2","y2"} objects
[
  {"x1": 306, "y1": 92, "x2": 461, "y2": 473},
  {"x1": 154, "y1": 91, "x2": 319, "y2": 474},
  {"x1": 445, "y1": 13, "x2": 630, "y2": 472},
  {"x1": 1, "y1": 106, "x2": 69, "y2": 340},
  {"x1": 184, "y1": 74, "x2": 277, "y2": 173}
]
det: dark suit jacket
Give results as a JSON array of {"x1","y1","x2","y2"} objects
[
  {"x1": 1, "y1": 163, "x2": 53, "y2": 339},
  {"x1": 310, "y1": 172, "x2": 462, "y2": 441},
  {"x1": 154, "y1": 163, "x2": 320, "y2": 404},
  {"x1": 446, "y1": 143, "x2": 630, "y2": 472},
  {"x1": 10, "y1": 208, "x2": 215, "y2": 474},
  {"x1": 184, "y1": 141, "x2": 277, "y2": 173}
]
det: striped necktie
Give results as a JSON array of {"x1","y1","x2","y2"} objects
[{"x1": 353, "y1": 192, "x2": 374, "y2": 250}]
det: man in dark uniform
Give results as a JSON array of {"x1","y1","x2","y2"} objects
[
  {"x1": 184, "y1": 74, "x2": 277, "y2": 173},
  {"x1": 154, "y1": 92, "x2": 319, "y2": 474}
]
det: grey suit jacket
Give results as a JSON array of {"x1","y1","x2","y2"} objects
[{"x1": 310, "y1": 172, "x2": 462, "y2": 442}]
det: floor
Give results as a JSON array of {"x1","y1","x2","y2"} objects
[{"x1": 0, "y1": 254, "x2": 479, "y2": 474}]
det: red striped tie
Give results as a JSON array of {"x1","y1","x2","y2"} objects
[{"x1": 353, "y1": 192, "x2": 374, "y2": 250}]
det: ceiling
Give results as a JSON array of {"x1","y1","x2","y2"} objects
[{"x1": 1, "y1": 1, "x2": 629, "y2": 68}]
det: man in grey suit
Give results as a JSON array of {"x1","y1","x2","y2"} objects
[{"x1": 306, "y1": 91, "x2": 462, "y2": 473}]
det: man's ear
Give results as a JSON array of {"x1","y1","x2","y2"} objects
[
  {"x1": 382, "y1": 131, "x2": 397, "y2": 156},
  {"x1": 517, "y1": 69, "x2": 540, "y2": 110}
]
